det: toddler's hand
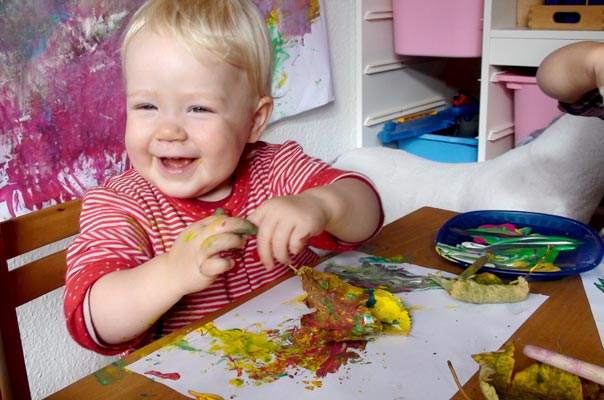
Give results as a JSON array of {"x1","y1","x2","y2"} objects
[
  {"x1": 166, "y1": 214, "x2": 257, "y2": 295},
  {"x1": 589, "y1": 43, "x2": 604, "y2": 98},
  {"x1": 595, "y1": 63, "x2": 604, "y2": 98},
  {"x1": 248, "y1": 195, "x2": 328, "y2": 270}
]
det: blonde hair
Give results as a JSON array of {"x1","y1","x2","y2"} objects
[{"x1": 121, "y1": 0, "x2": 274, "y2": 98}]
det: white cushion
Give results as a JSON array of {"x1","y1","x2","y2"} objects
[{"x1": 333, "y1": 114, "x2": 604, "y2": 225}]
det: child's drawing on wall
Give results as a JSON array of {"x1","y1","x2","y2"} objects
[{"x1": 0, "y1": 0, "x2": 333, "y2": 221}]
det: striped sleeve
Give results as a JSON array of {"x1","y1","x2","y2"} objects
[
  {"x1": 249, "y1": 141, "x2": 384, "y2": 249},
  {"x1": 63, "y1": 187, "x2": 162, "y2": 354}
]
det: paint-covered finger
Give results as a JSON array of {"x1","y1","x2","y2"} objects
[
  {"x1": 202, "y1": 215, "x2": 258, "y2": 238},
  {"x1": 200, "y1": 232, "x2": 247, "y2": 256}
]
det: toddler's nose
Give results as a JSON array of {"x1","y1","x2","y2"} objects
[{"x1": 155, "y1": 117, "x2": 186, "y2": 141}]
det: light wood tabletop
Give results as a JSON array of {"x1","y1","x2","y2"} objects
[{"x1": 46, "y1": 206, "x2": 604, "y2": 399}]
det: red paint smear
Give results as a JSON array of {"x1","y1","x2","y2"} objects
[
  {"x1": 475, "y1": 223, "x2": 519, "y2": 244},
  {"x1": 315, "y1": 341, "x2": 363, "y2": 378},
  {"x1": 144, "y1": 370, "x2": 181, "y2": 380}
]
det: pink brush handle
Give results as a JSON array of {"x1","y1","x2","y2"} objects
[{"x1": 523, "y1": 344, "x2": 604, "y2": 386}]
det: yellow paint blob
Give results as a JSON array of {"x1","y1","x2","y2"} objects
[
  {"x1": 371, "y1": 289, "x2": 411, "y2": 334},
  {"x1": 201, "y1": 323, "x2": 279, "y2": 362},
  {"x1": 188, "y1": 390, "x2": 224, "y2": 400}
]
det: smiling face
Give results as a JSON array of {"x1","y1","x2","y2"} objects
[{"x1": 123, "y1": 29, "x2": 272, "y2": 201}]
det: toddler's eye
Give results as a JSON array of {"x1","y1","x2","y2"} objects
[
  {"x1": 189, "y1": 106, "x2": 209, "y2": 113},
  {"x1": 138, "y1": 104, "x2": 157, "y2": 111}
]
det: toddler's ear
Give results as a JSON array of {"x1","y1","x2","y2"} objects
[{"x1": 247, "y1": 96, "x2": 273, "y2": 143}]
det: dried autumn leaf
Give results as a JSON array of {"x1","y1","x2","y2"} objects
[
  {"x1": 472, "y1": 343, "x2": 593, "y2": 400},
  {"x1": 513, "y1": 363, "x2": 583, "y2": 399},
  {"x1": 472, "y1": 342, "x2": 515, "y2": 397},
  {"x1": 430, "y1": 273, "x2": 529, "y2": 304},
  {"x1": 430, "y1": 255, "x2": 529, "y2": 304}
]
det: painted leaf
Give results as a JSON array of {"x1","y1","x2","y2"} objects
[{"x1": 296, "y1": 266, "x2": 411, "y2": 342}]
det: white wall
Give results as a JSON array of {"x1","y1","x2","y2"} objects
[{"x1": 21, "y1": 2, "x2": 359, "y2": 399}]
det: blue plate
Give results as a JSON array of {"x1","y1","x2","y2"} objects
[{"x1": 434, "y1": 210, "x2": 604, "y2": 281}]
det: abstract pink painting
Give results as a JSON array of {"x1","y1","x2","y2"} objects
[{"x1": 0, "y1": 0, "x2": 332, "y2": 220}]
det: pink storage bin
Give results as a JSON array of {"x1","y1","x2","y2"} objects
[
  {"x1": 497, "y1": 72, "x2": 563, "y2": 145},
  {"x1": 392, "y1": 0, "x2": 484, "y2": 57}
]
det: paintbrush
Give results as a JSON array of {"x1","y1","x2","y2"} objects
[{"x1": 523, "y1": 344, "x2": 604, "y2": 386}]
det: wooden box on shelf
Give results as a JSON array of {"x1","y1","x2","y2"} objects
[{"x1": 528, "y1": 5, "x2": 604, "y2": 30}]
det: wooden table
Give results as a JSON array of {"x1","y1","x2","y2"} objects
[{"x1": 47, "y1": 207, "x2": 604, "y2": 399}]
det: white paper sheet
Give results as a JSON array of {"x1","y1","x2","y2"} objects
[
  {"x1": 127, "y1": 251, "x2": 548, "y2": 399},
  {"x1": 581, "y1": 260, "x2": 604, "y2": 348}
]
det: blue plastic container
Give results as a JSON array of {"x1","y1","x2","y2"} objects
[
  {"x1": 395, "y1": 134, "x2": 478, "y2": 163},
  {"x1": 378, "y1": 103, "x2": 479, "y2": 163}
]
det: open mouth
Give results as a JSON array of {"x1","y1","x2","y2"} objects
[{"x1": 159, "y1": 157, "x2": 199, "y2": 173}]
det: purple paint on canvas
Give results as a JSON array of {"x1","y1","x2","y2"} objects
[
  {"x1": 252, "y1": 0, "x2": 315, "y2": 37},
  {"x1": 251, "y1": 0, "x2": 276, "y2": 19},
  {"x1": 276, "y1": 0, "x2": 314, "y2": 37}
]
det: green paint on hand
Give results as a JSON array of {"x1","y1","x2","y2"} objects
[
  {"x1": 183, "y1": 232, "x2": 197, "y2": 242},
  {"x1": 232, "y1": 222, "x2": 258, "y2": 236}
]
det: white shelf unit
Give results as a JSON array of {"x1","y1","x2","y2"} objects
[
  {"x1": 356, "y1": 0, "x2": 481, "y2": 148},
  {"x1": 479, "y1": 0, "x2": 604, "y2": 160},
  {"x1": 358, "y1": 0, "x2": 604, "y2": 161}
]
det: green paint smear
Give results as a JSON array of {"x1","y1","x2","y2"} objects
[
  {"x1": 595, "y1": 277, "x2": 604, "y2": 294},
  {"x1": 171, "y1": 338, "x2": 204, "y2": 352},
  {"x1": 94, "y1": 359, "x2": 128, "y2": 385}
]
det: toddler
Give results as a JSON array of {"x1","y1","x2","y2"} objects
[{"x1": 64, "y1": 0, "x2": 383, "y2": 355}]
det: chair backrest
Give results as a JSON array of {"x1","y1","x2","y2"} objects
[{"x1": 0, "y1": 199, "x2": 81, "y2": 400}]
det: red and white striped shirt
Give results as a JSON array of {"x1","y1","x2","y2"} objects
[{"x1": 64, "y1": 141, "x2": 381, "y2": 355}]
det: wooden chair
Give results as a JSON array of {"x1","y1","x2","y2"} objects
[{"x1": 0, "y1": 199, "x2": 81, "y2": 400}]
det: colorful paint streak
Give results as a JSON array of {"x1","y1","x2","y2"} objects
[
  {"x1": 0, "y1": 0, "x2": 330, "y2": 220},
  {"x1": 325, "y1": 259, "x2": 442, "y2": 293},
  {"x1": 186, "y1": 321, "x2": 367, "y2": 389}
]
